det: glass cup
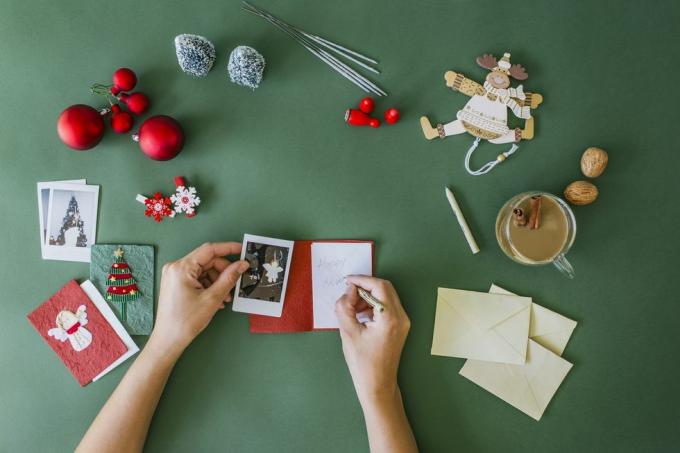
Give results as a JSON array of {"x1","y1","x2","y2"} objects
[{"x1": 496, "y1": 191, "x2": 576, "y2": 278}]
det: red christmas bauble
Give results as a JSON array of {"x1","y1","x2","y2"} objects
[
  {"x1": 358, "y1": 97, "x2": 375, "y2": 114},
  {"x1": 111, "y1": 111, "x2": 134, "y2": 133},
  {"x1": 134, "y1": 115, "x2": 184, "y2": 161},
  {"x1": 112, "y1": 68, "x2": 137, "y2": 91},
  {"x1": 57, "y1": 104, "x2": 105, "y2": 150},
  {"x1": 384, "y1": 108, "x2": 400, "y2": 124},
  {"x1": 120, "y1": 92, "x2": 149, "y2": 115}
]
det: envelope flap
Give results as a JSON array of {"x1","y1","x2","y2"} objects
[
  {"x1": 531, "y1": 304, "x2": 578, "y2": 338},
  {"x1": 439, "y1": 288, "x2": 532, "y2": 330}
]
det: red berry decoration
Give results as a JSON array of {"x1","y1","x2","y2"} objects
[
  {"x1": 57, "y1": 104, "x2": 105, "y2": 150},
  {"x1": 358, "y1": 97, "x2": 375, "y2": 114},
  {"x1": 133, "y1": 115, "x2": 184, "y2": 161},
  {"x1": 384, "y1": 108, "x2": 400, "y2": 124},
  {"x1": 119, "y1": 92, "x2": 149, "y2": 115},
  {"x1": 345, "y1": 109, "x2": 380, "y2": 128},
  {"x1": 112, "y1": 68, "x2": 137, "y2": 91},
  {"x1": 111, "y1": 111, "x2": 134, "y2": 134}
]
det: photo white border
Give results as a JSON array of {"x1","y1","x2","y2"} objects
[
  {"x1": 43, "y1": 182, "x2": 99, "y2": 263},
  {"x1": 37, "y1": 180, "x2": 86, "y2": 258},
  {"x1": 232, "y1": 234, "x2": 295, "y2": 317}
]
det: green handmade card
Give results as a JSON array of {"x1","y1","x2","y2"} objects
[{"x1": 90, "y1": 244, "x2": 154, "y2": 335}]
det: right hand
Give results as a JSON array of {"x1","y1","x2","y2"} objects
[{"x1": 335, "y1": 276, "x2": 411, "y2": 406}]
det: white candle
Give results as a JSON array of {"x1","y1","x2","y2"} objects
[{"x1": 444, "y1": 187, "x2": 480, "y2": 254}]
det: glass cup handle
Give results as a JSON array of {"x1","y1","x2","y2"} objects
[{"x1": 553, "y1": 254, "x2": 575, "y2": 279}]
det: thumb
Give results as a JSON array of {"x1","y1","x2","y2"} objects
[
  {"x1": 335, "y1": 285, "x2": 363, "y2": 336},
  {"x1": 205, "y1": 260, "x2": 249, "y2": 304}
]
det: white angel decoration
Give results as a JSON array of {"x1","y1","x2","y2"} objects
[
  {"x1": 48, "y1": 305, "x2": 92, "y2": 352},
  {"x1": 263, "y1": 255, "x2": 283, "y2": 283}
]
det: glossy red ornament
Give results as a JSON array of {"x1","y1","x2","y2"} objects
[
  {"x1": 119, "y1": 92, "x2": 149, "y2": 115},
  {"x1": 358, "y1": 97, "x2": 375, "y2": 114},
  {"x1": 133, "y1": 115, "x2": 184, "y2": 161},
  {"x1": 110, "y1": 111, "x2": 134, "y2": 133},
  {"x1": 345, "y1": 109, "x2": 380, "y2": 128},
  {"x1": 384, "y1": 108, "x2": 400, "y2": 124},
  {"x1": 112, "y1": 68, "x2": 137, "y2": 91},
  {"x1": 57, "y1": 104, "x2": 105, "y2": 150}
]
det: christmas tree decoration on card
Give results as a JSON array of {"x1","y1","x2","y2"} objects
[
  {"x1": 136, "y1": 193, "x2": 176, "y2": 222},
  {"x1": 91, "y1": 245, "x2": 154, "y2": 335},
  {"x1": 227, "y1": 45, "x2": 266, "y2": 89},
  {"x1": 175, "y1": 34, "x2": 216, "y2": 77},
  {"x1": 27, "y1": 280, "x2": 129, "y2": 386},
  {"x1": 105, "y1": 248, "x2": 141, "y2": 321},
  {"x1": 420, "y1": 53, "x2": 543, "y2": 175},
  {"x1": 48, "y1": 305, "x2": 92, "y2": 352},
  {"x1": 171, "y1": 176, "x2": 201, "y2": 217}
]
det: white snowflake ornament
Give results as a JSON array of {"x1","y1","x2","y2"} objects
[{"x1": 171, "y1": 177, "x2": 201, "y2": 217}]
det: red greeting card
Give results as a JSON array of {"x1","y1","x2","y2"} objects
[
  {"x1": 249, "y1": 240, "x2": 374, "y2": 333},
  {"x1": 27, "y1": 280, "x2": 128, "y2": 386}
]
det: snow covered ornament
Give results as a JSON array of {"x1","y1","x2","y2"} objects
[
  {"x1": 48, "y1": 305, "x2": 92, "y2": 352},
  {"x1": 227, "y1": 45, "x2": 265, "y2": 89},
  {"x1": 175, "y1": 34, "x2": 216, "y2": 77},
  {"x1": 136, "y1": 193, "x2": 175, "y2": 222},
  {"x1": 171, "y1": 176, "x2": 201, "y2": 217},
  {"x1": 420, "y1": 52, "x2": 544, "y2": 175}
]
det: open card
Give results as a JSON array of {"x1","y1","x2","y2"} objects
[
  {"x1": 27, "y1": 280, "x2": 138, "y2": 386},
  {"x1": 249, "y1": 240, "x2": 374, "y2": 333}
]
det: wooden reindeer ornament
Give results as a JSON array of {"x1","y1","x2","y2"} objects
[{"x1": 420, "y1": 52, "x2": 543, "y2": 175}]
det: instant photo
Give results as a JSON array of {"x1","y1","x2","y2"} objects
[
  {"x1": 42, "y1": 182, "x2": 99, "y2": 262},
  {"x1": 233, "y1": 234, "x2": 294, "y2": 317}
]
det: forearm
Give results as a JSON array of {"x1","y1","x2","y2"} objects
[
  {"x1": 76, "y1": 337, "x2": 183, "y2": 453},
  {"x1": 360, "y1": 387, "x2": 418, "y2": 453}
]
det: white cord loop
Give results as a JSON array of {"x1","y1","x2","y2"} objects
[{"x1": 464, "y1": 137, "x2": 519, "y2": 176}]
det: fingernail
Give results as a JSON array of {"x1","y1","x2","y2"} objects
[{"x1": 238, "y1": 261, "x2": 249, "y2": 272}]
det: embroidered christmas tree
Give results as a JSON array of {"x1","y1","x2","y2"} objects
[
  {"x1": 52, "y1": 195, "x2": 88, "y2": 247},
  {"x1": 106, "y1": 247, "x2": 141, "y2": 321}
]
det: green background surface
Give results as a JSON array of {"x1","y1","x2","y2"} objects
[{"x1": 1, "y1": 0, "x2": 678, "y2": 451}]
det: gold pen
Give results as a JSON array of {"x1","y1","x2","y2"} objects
[{"x1": 357, "y1": 287, "x2": 385, "y2": 313}]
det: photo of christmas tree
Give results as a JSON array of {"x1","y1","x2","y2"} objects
[{"x1": 42, "y1": 182, "x2": 99, "y2": 263}]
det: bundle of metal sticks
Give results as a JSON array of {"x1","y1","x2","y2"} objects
[{"x1": 241, "y1": 1, "x2": 387, "y2": 96}]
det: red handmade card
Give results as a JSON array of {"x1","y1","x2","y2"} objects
[
  {"x1": 249, "y1": 240, "x2": 373, "y2": 333},
  {"x1": 27, "y1": 280, "x2": 128, "y2": 386}
]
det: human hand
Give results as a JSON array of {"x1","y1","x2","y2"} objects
[
  {"x1": 335, "y1": 276, "x2": 411, "y2": 406},
  {"x1": 148, "y1": 242, "x2": 249, "y2": 356}
]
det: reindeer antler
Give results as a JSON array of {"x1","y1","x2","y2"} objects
[
  {"x1": 509, "y1": 64, "x2": 528, "y2": 80},
  {"x1": 476, "y1": 54, "x2": 497, "y2": 70}
]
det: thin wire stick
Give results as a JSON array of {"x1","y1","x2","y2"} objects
[
  {"x1": 300, "y1": 32, "x2": 381, "y2": 74},
  {"x1": 244, "y1": 7, "x2": 380, "y2": 94},
  {"x1": 242, "y1": 2, "x2": 386, "y2": 95}
]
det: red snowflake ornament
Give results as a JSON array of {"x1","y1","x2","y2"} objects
[{"x1": 137, "y1": 192, "x2": 175, "y2": 222}]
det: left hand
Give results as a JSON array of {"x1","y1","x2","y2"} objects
[{"x1": 149, "y1": 242, "x2": 249, "y2": 355}]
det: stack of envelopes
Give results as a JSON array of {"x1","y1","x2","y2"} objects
[{"x1": 431, "y1": 284, "x2": 577, "y2": 420}]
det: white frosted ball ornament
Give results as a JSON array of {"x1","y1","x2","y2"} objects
[{"x1": 227, "y1": 45, "x2": 266, "y2": 89}]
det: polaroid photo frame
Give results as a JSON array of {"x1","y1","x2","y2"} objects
[
  {"x1": 43, "y1": 182, "x2": 99, "y2": 263},
  {"x1": 37, "y1": 180, "x2": 86, "y2": 258},
  {"x1": 233, "y1": 234, "x2": 295, "y2": 317}
]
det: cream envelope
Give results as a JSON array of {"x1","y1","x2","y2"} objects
[
  {"x1": 459, "y1": 339, "x2": 573, "y2": 420},
  {"x1": 431, "y1": 288, "x2": 531, "y2": 365},
  {"x1": 490, "y1": 284, "x2": 577, "y2": 355}
]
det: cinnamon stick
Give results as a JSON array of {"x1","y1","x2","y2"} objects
[
  {"x1": 512, "y1": 208, "x2": 527, "y2": 227},
  {"x1": 528, "y1": 196, "x2": 542, "y2": 230}
]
